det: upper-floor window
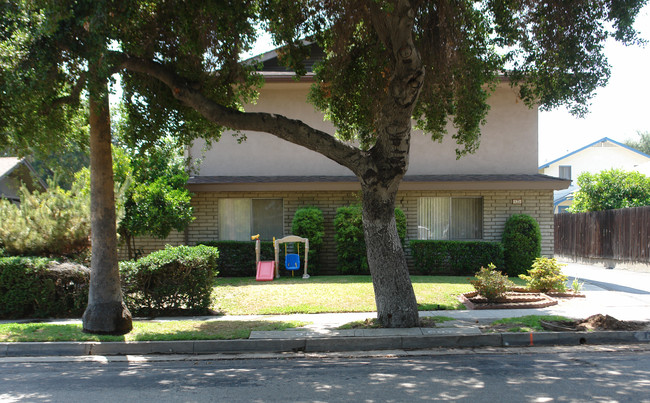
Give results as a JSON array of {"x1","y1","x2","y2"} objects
[
  {"x1": 417, "y1": 197, "x2": 483, "y2": 240},
  {"x1": 559, "y1": 165, "x2": 572, "y2": 181},
  {"x1": 219, "y1": 198, "x2": 283, "y2": 241}
]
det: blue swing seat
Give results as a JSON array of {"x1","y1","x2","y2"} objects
[{"x1": 285, "y1": 254, "x2": 301, "y2": 270}]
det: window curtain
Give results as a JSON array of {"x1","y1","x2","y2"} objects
[
  {"x1": 219, "y1": 198, "x2": 251, "y2": 241},
  {"x1": 418, "y1": 197, "x2": 482, "y2": 240}
]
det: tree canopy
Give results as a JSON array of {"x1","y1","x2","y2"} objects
[
  {"x1": 2, "y1": 0, "x2": 647, "y2": 329},
  {"x1": 624, "y1": 131, "x2": 650, "y2": 155}
]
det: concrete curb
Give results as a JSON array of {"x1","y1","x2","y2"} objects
[{"x1": 2, "y1": 331, "x2": 649, "y2": 357}]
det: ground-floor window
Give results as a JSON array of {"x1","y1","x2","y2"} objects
[
  {"x1": 417, "y1": 197, "x2": 483, "y2": 240},
  {"x1": 218, "y1": 198, "x2": 283, "y2": 241}
]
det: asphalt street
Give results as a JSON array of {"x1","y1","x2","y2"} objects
[{"x1": 2, "y1": 346, "x2": 650, "y2": 402}]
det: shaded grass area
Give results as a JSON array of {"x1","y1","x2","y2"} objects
[
  {"x1": 212, "y1": 275, "x2": 487, "y2": 315},
  {"x1": 0, "y1": 320, "x2": 306, "y2": 342},
  {"x1": 338, "y1": 316, "x2": 456, "y2": 329},
  {"x1": 485, "y1": 315, "x2": 572, "y2": 333}
]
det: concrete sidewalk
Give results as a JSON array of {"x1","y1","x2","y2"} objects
[{"x1": 2, "y1": 262, "x2": 650, "y2": 357}]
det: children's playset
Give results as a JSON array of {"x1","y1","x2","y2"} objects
[{"x1": 252, "y1": 234, "x2": 310, "y2": 281}]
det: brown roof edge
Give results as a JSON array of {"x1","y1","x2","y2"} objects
[{"x1": 186, "y1": 174, "x2": 570, "y2": 192}]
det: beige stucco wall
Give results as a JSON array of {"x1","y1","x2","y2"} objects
[
  {"x1": 539, "y1": 140, "x2": 650, "y2": 184},
  {"x1": 190, "y1": 81, "x2": 539, "y2": 176},
  {"x1": 123, "y1": 189, "x2": 555, "y2": 274}
]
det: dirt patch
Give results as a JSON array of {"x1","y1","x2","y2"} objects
[{"x1": 541, "y1": 314, "x2": 649, "y2": 332}]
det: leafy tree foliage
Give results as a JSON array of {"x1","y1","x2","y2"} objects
[
  {"x1": 2, "y1": 0, "x2": 646, "y2": 328},
  {"x1": 624, "y1": 131, "x2": 650, "y2": 155},
  {"x1": 117, "y1": 136, "x2": 194, "y2": 260},
  {"x1": 570, "y1": 169, "x2": 650, "y2": 212}
]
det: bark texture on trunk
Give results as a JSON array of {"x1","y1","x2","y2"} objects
[
  {"x1": 118, "y1": 1, "x2": 425, "y2": 328},
  {"x1": 82, "y1": 80, "x2": 132, "y2": 335},
  {"x1": 361, "y1": 185, "x2": 419, "y2": 328}
]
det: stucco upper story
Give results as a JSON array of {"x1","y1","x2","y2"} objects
[
  {"x1": 538, "y1": 137, "x2": 650, "y2": 184},
  {"x1": 189, "y1": 80, "x2": 540, "y2": 178}
]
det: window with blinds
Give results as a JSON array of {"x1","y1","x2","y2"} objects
[
  {"x1": 218, "y1": 198, "x2": 283, "y2": 241},
  {"x1": 417, "y1": 197, "x2": 483, "y2": 240}
]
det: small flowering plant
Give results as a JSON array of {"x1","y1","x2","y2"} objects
[{"x1": 470, "y1": 263, "x2": 514, "y2": 301}]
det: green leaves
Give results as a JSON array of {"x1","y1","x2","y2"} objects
[
  {"x1": 570, "y1": 169, "x2": 650, "y2": 212},
  {"x1": 519, "y1": 257, "x2": 568, "y2": 293},
  {"x1": 117, "y1": 136, "x2": 195, "y2": 242},
  {"x1": 502, "y1": 214, "x2": 542, "y2": 276},
  {"x1": 470, "y1": 263, "x2": 514, "y2": 302},
  {"x1": 120, "y1": 245, "x2": 219, "y2": 315},
  {"x1": 0, "y1": 178, "x2": 91, "y2": 257}
]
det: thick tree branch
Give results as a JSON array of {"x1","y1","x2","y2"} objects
[
  {"x1": 115, "y1": 53, "x2": 366, "y2": 176},
  {"x1": 43, "y1": 72, "x2": 87, "y2": 113},
  {"x1": 363, "y1": 0, "x2": 424, "y2": 190}
]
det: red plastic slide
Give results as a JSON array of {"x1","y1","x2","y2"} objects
[{"x1": 256, "y1": 261, "x2": 275, "y2": 281}]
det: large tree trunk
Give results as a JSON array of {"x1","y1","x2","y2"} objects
[
  {"x1": 82, "y1": 79, "x2": 133, "y2": 335},
  {"x1": 361, "y1": 183, "x2": 419, "y2": 328},
  {"x1": 118, "y1": 0, "x2": 424, "y2": 329}
]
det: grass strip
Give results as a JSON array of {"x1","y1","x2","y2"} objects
[
  {"x1": 487, "y1": 315, "x2": 572, "y2": 333},
  {"x1": 0, "y1": 320, "x2": 307, "y2": 342},
  {"x1": 338, "y1": 316, "x2": 456, "y2": 329}
]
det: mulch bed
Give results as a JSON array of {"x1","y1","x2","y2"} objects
[{"x1": 459, "y1": 288, "x2": 585, "y2": 310}]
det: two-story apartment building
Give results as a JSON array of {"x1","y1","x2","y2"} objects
[{"x1": 127, "y1": 48, "x2": 569, "y2": 273}]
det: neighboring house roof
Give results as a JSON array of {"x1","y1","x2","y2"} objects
[
  {"x1": 0, "y1": 157, "x2": 47, "y2": 201},
  {"x1": 538, "y1": 137, "x2": 650, "y2": 169},
  {"x1": 553, "y1": 185, "x2": 579, "y2": 207},
  {"x1": 187, "y1": 174, "x2": 570, "y2": 192},
  {"x1": 0, "y1": 157, "x2": 24, "y2": 180}
]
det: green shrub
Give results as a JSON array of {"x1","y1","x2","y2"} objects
[
  {"x1": 334, "y1": 205, "x2": 406, "y2": 274},
  {"x1": 570, "y1": 169, "x2": 650, "y2": 212},
  {"x1": 502, "y1": 214, "x2": 541, "y2": 276},
  {"x1": 120, "y1": 245, "x2": 219, "y2": 316},
  {"x1": 470, "y1": 263, "x2": 514, "y2": 301},
  {"x1": 198, "y1": 240, "x2": 278, "y2": 277},
  {"x1": 409, "y1": 240, "x2": 504, "y2": 275},
  {"x1": 0, "y1": 179, "x2": 91, "y2": 257},
  {"x1": 519, "y1": 257, "x2": 568, "y2": 292},
  {"x1": 291, "y1": 206, "x2": 324, "y2": 274},
  {"x1": 0, "y1": 257, "x2": 90, "y2": 319}
]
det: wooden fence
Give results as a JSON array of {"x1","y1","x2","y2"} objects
[{"x1": 554, "y1": 206, "x2": 650, "y2": 263}]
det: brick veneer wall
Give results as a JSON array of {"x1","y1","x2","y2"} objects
[{"x1": 120, "y1": 189, "x2": 555, "y2": 273}]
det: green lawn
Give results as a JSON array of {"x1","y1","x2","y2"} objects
[
  {"x1": 0, "y1": 320, "x2": 307, "y2": 342},
  {"x1": 211, "y1": 275, "x2": 486, "y2": 315}
]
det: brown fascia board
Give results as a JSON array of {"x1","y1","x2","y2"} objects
[
  {"x1": 260, "y1": 71, "x2": 316, "y2": 82},
  {"x1": 186, "y1": 174, "x2": 570, "y2": 192},
  {"x1": 260, "y1": 71, "x2": 509, "y2": 84}
]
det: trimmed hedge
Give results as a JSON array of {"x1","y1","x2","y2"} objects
[
  {"x1": 291, "y1": 206, "x2": 324, "y2": 274},
  {"x1": 409, "y1": 240, "x2": 505, "y2": 275},
  {"x1": 334, "y1": 205, "x2": 407, "y2": 275},
  {"x1": 502, "y1": 214, "x2": 541, "y2": 276},
  {"x1": 0, "y1": 257, "x2": 90, "y2": 319},
  {"x1": 120, "y1": 245, "x2": 219, "y2": 316},
  {"x1": 199, "y1": 240, "x2": 280, "y2": 277}
]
